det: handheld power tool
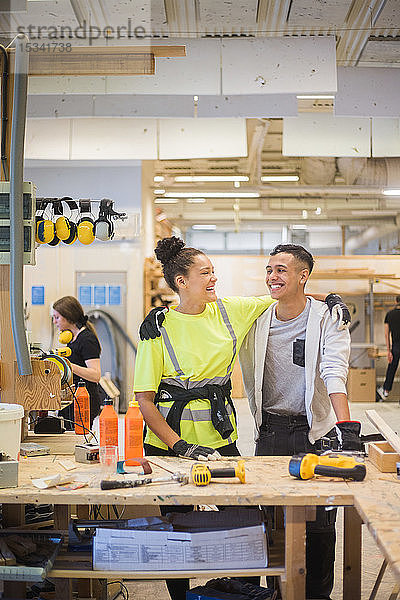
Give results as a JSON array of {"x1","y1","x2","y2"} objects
[
  {"x1": 289, "y1": 453, "x2": 366, "y2": 481},
  {"x1": 191, "y1": 460, "x2": 246, "y2": 486}
]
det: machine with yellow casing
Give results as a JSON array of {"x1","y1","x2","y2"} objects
[
  {"x1": 191, "y1": 460, "x2": 246, "y2": 486},
  {"x1": 289, "y1": 453, "x2": 366, "y2": 481}
]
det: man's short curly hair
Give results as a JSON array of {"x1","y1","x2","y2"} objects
[{"x1": 270, "y1": 244, "x2": 314, "y2": 273}]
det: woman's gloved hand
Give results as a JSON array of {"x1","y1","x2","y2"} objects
[
  {"x1": 139, "y1": 306, "x2": 168, "y2": 340},
  {"x1": 172, "y1": 439, "x2": 221, "y2": 461},
  {"x1": 325, "y1": 294, "x2": 351, "y2": 331}
]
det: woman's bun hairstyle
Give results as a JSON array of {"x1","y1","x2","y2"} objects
[{"x1": 155, "y1": 236, "x2": 185, "y2": 267}]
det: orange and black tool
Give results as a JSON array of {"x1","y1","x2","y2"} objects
[{"x1": 289, "y1": 453, "x2": 366, "y2": 481}]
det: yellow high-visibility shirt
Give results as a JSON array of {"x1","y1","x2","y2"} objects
[{"x1": 134, "y1": 295, "x2": 274, "y2": 449}]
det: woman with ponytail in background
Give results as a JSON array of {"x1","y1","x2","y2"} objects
[{"x1": 53, "y1": 295, "x2": 101, "y2": 426}]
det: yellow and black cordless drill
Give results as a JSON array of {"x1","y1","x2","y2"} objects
[{"x1": 289, "y1": 453, "x2": 366, "y2": 481}]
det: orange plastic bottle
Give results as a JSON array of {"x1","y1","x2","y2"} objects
[
  {"x1": 124, "y1": 399, "x2": 143, "y2": 466},
  {"x1": 99, "y1": 398, "x2": 119, "y2": 450},
  {"x1": 74, "y1": 381, "x2": 90, "y2": 435}
]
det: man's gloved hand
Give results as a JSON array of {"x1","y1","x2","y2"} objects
[
  {"x1": 139, "y1": 306, "x2": 168, "y2": 340},
  {"x1": 172, "y1": 439, "x2": 221, "y2": 461},
  {"x1": 336, "y1": 421, "x2": 362, "y2": 451},
  {"x1": 325, "y1": 293, "x2": 351, "y2": 331}
]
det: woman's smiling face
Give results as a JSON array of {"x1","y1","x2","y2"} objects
[{"x1": 178, "y1": 254, "x2": 218, "y2": 303}]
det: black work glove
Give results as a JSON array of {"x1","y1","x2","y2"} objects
[
  {"x1": 139, "y1": 306, "x2": 168, "y2": 340},
  {"x1": 336, "y1": 421, "x2": 362, "y2": 451},
  {"x1": 325, "y1": 293, "x2": 351, "y2": 331},
  {"x1": 172, "y1": 439, "x2": 221, "y2": 461}
]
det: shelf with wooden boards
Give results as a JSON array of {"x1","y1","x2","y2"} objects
[{"x1": 143, "y1": 256, "x2": 177, "y2": 315}]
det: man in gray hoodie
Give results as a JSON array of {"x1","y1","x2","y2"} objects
[{"x1": 239, "y1": 244, "x2": 360, "y2": 600}]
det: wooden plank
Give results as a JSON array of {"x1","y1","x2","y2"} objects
[
  {"x1": 15, "y1": 357, "x2": 61, "y2": 411},
  {"x1": 285, "y1": 506, "x2": 306, "y2": 600},
  {"x1": 366, "y1": 409, "x2": 400, "y2": 454},
  {"x1": 343, "y1": 506, "x2": 362, "y2": 600},
  {"x1": 29, "y1": 50, "x2": 155, "y2": 76}
]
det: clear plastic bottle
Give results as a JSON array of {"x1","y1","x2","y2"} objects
[
  {"x1": 99, "y1": 398, "x2": 119, "y2": 452},
  {"x1": 74, "y1": 381, "x2": 90, "y2": 435},
  {"x1": 124, "y1": 399, "x2": 143, "y2": 466}
]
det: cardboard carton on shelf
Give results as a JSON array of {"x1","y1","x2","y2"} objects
[{"x1": 347, "y1": 368, "x2": 376, "y2": 403}]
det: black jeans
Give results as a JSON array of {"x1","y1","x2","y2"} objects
[
  {"x1": 256, "y1": 412, "x2": 337, "y2": 600},
  {"x1": 145, "y1": 441, "x2": 259, "y2": 600},
  {"x1": 383, "y1": 343, "x2": 400, "y2": 391}
]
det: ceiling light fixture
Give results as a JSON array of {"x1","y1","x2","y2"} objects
[
  {"x1": 234, "y1": 181, "x2": 240, "y2": 188},
  {"x1": 292, "y1": 224, "x2": 307, "y2": 230},
  {"x1": 154, "y1": 198, "x2": 179, "y2": 204},
  {"x1": 154, "y1": 176, "x2": 165, "y2": 182},
  {"x1": 302, "y1": 210, "x2": 308, "y2": 219},
  {"x1": 192, "y1": 224, "x2": 217, "y2": 230},
  {"x1": 174, "y1": 175, "x2": 249, "y2": 182},
  {"x1": 383, "y1": 189, "x2": 400, "y2": 196},
  {"x1": 154, "y1": 189, "x2": 165, "y2": 195},
  {"x1": 187, "y1": 198, "x2": 206, "y2": 203},
  {"x1": 165, "y1": 192, "x2": 259, "y2": 198},
  {"x1": 296, "y1": 95, "x2": 335, "y2": 99},
  {"x1": 315, "y1": 206, "x2": 322, "y2": 215},
  {"x1": 261, "y1": 175, "x2": 299, "y2": 182}
]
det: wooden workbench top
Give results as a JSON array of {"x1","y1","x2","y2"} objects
[{"x1": 0, "y1": 454, "x2": 382, "y2": 507}]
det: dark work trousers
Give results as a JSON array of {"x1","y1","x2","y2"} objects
[
  {"x1": 383, "y1": 343, "x2": 400, "y2": 391},
  {"x1": 255, "y1": 412, "x2": 337, "y2": 600},
  {"x1": 144, "y1": 441, "x2": 259, "y2": 600}
]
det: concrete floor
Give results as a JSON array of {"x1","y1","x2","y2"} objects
[{"x1": 114, "y1": 399, "x2": 400, "y2": 600}]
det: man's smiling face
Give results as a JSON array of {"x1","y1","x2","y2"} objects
[{"x1": 265, "y1": 252, "x2": 309, "y2": 300}]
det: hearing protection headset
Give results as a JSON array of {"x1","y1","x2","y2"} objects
[
  {"x1": 58, "y1": 329, "x2": 73, "y2": 344},
  {"x1": 94, "y1": 198, "x2": 115, "y2": 241},
  {"x1": 77, "y1": 199, "x2": 95, "y2": 245},
  {"x1": 35, "y1": 199, "x2": 57, "y2": 245},
  {"x1": 56, "y1": 198, "x2": 78, "y2": 245},
  {"x1": 42, "y1": 353, "x2": 73, "y2": 387}
]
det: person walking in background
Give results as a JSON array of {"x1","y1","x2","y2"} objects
[
  {"x1": 377, "y1": 295, "x2": 400, "y2": 400},
  {"x1": 53, "y1": 295, "x2": 101, "y2": 426}
]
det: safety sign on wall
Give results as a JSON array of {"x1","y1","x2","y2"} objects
[
  {"x1": 31, "y1": 286, "x2": 45, "y2": 305},
  {"x1": 78, "y1": 284, "x2": 121, "y2": 307}
]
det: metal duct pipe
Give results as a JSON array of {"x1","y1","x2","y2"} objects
[
  {"x1": 10, "y1": 35, "x2": 31, "y2": 375},
  {"x1": 345, "y1": 221, "x2": 400, "y2": 254}
]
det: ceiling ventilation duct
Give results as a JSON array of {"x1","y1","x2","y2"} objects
[
  {"x1": 345, "y1": 217, "x2": 400, "y2": 253},
  {"x1": 337, "y1": 158, "x2": 400, "y2": 186},
  {"x1": 300, "y1": 158, "x2": 336, "y2": 185}
]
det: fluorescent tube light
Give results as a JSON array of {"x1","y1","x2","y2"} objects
[
  {"x1": 292, "y1": 224, "x2": 307, "y2": 230},
  {"x1": 296, "y1": 95, "x2": 335, "y2": 99},
  {"x1": 154, "y1": 198, "x2": 179, "y2": 204},
  {"x1": 154, "y1": 189, "x2": 165, "y2": 194},
  {"x1": 261, "y1": 175, "x2": 299, "y2": 182},
  {"x1": 187, "y1": 198, "x2": 206, "y2": 203},
  {"x1": 383, "y1": 189, "x2": 400, "y2": 196},
  {"x1": 192, "y1": 224, "x2": 217, "y2": 230},
  {"x1": 174, "y1": 175, "x2": 249, "y2": 182},
  {"x1": 154, "y1": 176, "x2": 165, "y2": 182},
  {"x1": 165, "y1": 192, "x2": 259, "y2": 198}
]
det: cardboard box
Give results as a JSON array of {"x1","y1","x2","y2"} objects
[
  {"x1": 347, "y1": 368, "x2": 376, "y2": 402},
  {"x1": 368, "y1": 441, "x2": 400, "y2": 472},
  {"x1": 93, "y1": 524, "x2": 268, "y2": 572}
]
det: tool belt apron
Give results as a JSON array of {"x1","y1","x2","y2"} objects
[{"x1": 155, "y1": 299, "x2": 238, "y2": 444}]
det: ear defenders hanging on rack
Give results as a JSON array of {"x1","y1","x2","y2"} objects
[
  {"x1": 35, "y1": 199, "x2": 57, "y2": 245},
  {"x1": 47, "y1": 201, "x2": 60, "y2": 246},
  {"x1": 94, "y1": 198, "x2": 115, "y2": 241},
  {"x1": 57, "y1": 198, "x2": 78, "y2": 245},
  {"x1": 77, "y1": 199, "x2": 95, "y2": 245}
]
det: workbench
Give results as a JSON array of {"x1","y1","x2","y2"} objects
[{"x1": 2, "y1": 445, "x2": 400, "y2": 600}]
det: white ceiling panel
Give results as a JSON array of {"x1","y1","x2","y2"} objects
[
  {"x1": 25, "y1": 118, "x2": 71, "y2": 160},
  {"x1": 199, "y1": 0, "x2": 257, "y2": 33},
  {"x1": 283, "y1": 114, "x2": 371, "y2": 157},
  {"x1": 105, "y1": 39, "x2": 220, "y2": 95},
  {"x1": 28, "y1": 76, "x2": 107, "y2": 95},
  {"x1": 159, "y1": 118, "x2": 247, "y2": 159},
  {"x1": 287, "y1": 0, "x2": 351, "y2": 28},
  {"x1": 372, "y1": 118, "x2": 400, "y2": 157},
  {"x1": 197, "y1": 94, "x2": 297, "y2": 117},
  {"x1": 336, "y1": 67, "x2": 400, "y2": 117},
  {"x1": 221, "y1": 37, "x2": 337, "y2": 94},
  {"x1": 71, "y1": 118, "x2": 157, "y2": 159}
]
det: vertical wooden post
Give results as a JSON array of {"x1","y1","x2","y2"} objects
[
  {"x1": 285, "y1": 506, "x2": 306, "y2": 600},
  {"x1": 0, "y1": 48, "x2": 18, "y2": 404},
  {"x1": 343, "y1": 506, "x2": 362, "y2": 600}
]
